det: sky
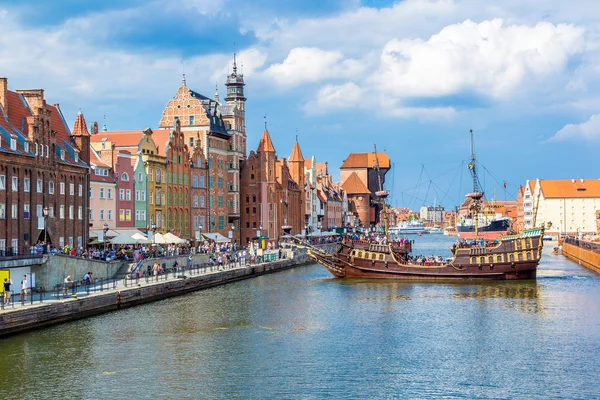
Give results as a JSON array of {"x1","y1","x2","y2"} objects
[{"x1": 1, "y1": 0, "x2": 599, "y2": 210}]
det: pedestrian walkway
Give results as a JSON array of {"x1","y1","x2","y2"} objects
[{"x1": 0, "y1": 258, "x2": 257, "y2": 313}]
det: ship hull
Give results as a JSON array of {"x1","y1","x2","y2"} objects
[
  {"x1": 457, "y1": 218, "x2": 511, "y2": 240},
  {"x1": 308, "y1": 230, "x2": 543, "y2": 281}
]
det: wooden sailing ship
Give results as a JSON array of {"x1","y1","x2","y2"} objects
[{"x1": 307, "y1": 135, "x2": 544, "y2": 280}]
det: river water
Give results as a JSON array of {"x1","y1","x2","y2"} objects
[{"x1": 1, "y1": 235, "x2": 600, "y2": 399}]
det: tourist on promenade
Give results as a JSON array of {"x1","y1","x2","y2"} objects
[
  {"x1": 152, "y1": 262, "x2": 160, "y2": 281},
  {"x1": 63, "y1": 276, "x2": 73, "y2": 297},
  {"x1": 20, "y1": 275, "x2": 27, "y2": 302},
  {"x1": 3, "y1": 277, "x2": 12, "y2": 304}
]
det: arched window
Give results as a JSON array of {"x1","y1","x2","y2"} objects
[{"x1": 121, "y1": 173, "x2": 129, "y2": 181}]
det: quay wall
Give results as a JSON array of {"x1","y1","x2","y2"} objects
[
  {"x1": 562, "y1": 242, "x2": 600, "y2": 274},
  {"x1": 0, "y1": 250, "x2": 310, "y2": 337}
]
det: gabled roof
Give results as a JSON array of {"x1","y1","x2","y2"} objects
[
  {"x1": 341, "y1": 152, "x2": 390, "y2": 169},
  {"x1": 539, "y1": 179, "x2": 600, "y2": 198},
  {"x1": 342, "y1": 172, "x2": 370, "y2": 194},
  {"x1": 72, "y1": 111, "x2": 90, "y2": 137},
  {"x1": 288, "y1": 140, "x2": 304, "y2": 162},
  {"x1": 257, "y1": 129, "x2": 275, "y2": 153},
  {"x1": 47, "y1": 104, "x2": 87, "y2": 167}
]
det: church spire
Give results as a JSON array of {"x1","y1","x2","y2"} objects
[
  {"x1": 289, "y1": 135, "x2": 305, "y2": 162},
  {"x1": 257, "y1": 127, "x2": 276, "y2": 153},
  {"x1": 72, "y1": 110, "x2": 90, "y2": 137}
]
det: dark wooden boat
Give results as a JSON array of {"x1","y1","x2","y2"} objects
[{"x1": 307, "y1": 228, "x2": 544, "y2": 280}]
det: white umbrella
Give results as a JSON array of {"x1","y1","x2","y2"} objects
[
  {"x1": 152, "y1": 233, "x2": 169, "y2": 244},
  {"x1": 164, "y1": 232, "x2": 185, "y2": 244}
]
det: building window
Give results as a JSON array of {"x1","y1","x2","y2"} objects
[
  {"x1": 77, "y1": 236, "x2": 82, "y2": 248},
  {"x1": 199, "y1": 195, "x2": 205, "y2": 208},
  {"x1": 78, "y1": 206, "x2": 82, "y2": 220},
  {"x1": 107, "y1": 188, "x2": 113, "y2": 199},
  {"x1": 141, "y1": 190, "x2": 146, "y2": 201},
  {"x1": 119, "y1": 209, "x2": 125, "y2": 221},
  {"x1": 209, "y1": 176, "x2": 214, "y2": 188},
  {"x1": 24, "y1": 178, "x2": 30, "y2": 192},
  {"x1": 126, "y1": 189, "x2": 131, "y2": 201},
  {"x1": 60, "y1": 182, "x2": 65, "y2": 194},
  {"x1": 0, "y1": 203, "x2": 4, "y2": 219},
  {"x1": 218, "y1": 196, "x2": 224, "y2": 207},
  {"x1": 189, "y1": 116, "x2": 195, "y2": 125},
  {"x1": 24, "y1": 204, "x2": 30, "y2": 219},
  {"x1": 196, "y1": 158, "x2": 202, "y2": 168},
  {"x1": 119, "y1": 189, "x2": 125, "y2": 201},
  {"x1": 78, "y1": 184, "x2": 82, "y2": 196},
  {"x1": 100, "y1": 209, "x2": 104, "y2": 220},
  {"x1": 59, "y1": 205, "x2": 65, "y2": 219},
  {"x1": 108, "y1": 210, "x2": 113, "y2": 220},
  {"x1": 11, "y1": 204, "x2": 17, "y2": 219},
  {"x1": 36, "y1": 179, "x2": 42, "y2": 192},
  {"x1": 70, "y1": 183, "x2": 74, "y2": 195},
  {"x1": 193, "y1": 176, "x2": 198, "y2": 188},
  {"x1": 59, "y1": 237, "x2": 64, "y2": 248},
  {"x1": 218, "y1": 177, "x2": 223, "y2": 189},
  {"x1": 126, "y1": 209, "x2": 131, "y2": 221},
  {"x1": 199, "y1": 176, "x2": 205, "y2": 188},
  {"x1": 49, "y1": 181, "x2": 54, "y2": 194},
  {"x1": 218, "y1": 215, "x2": 224, "y2": 230},
  {"x1": 10, "y1": 138, "x2": 16, "y2": 150},
  {"x1": 69, "y1": 205, "x2": 74, "y2": 219},
  {"x1": 121, "y1": 173, "x2": 129, "y2": 181},
  {"x1": 194, "y1": 196, "x2": 198, "y2": 208},
  {"x1": 0, "y1": 175, "x2": 5, "y2": 191},
  {"x1": 10, "y1": 176, "x2": 18, "y2": 192}
]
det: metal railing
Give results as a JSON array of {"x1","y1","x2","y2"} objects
[{"x1": 563, "y1": 236, "x2": 600, "y2": 253}]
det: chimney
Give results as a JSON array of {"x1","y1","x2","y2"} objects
[
  {"x1": 571, "y1": 179, "x2": 575, "y2": 183},
  {"x1": 17, "y1": 89, "x2": 45, "y2": 115},
  {"x1": 580, "y1": 178, "x2": 584, "y2": 183},
  {"x1": 0, "y1": 77, "x2": 7, "y2": 115}
]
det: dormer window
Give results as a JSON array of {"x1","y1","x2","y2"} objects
[
  {"x1": 74, "y1": 152, "x2": 79, "y2": 162},
  {"x1": 60, "y1": 149, "x2": 65, "y2": 160},
  {"x1": 46, "y1": 145, "x2": 49, "y2": 158},
  {"x1": 10, "y1": 138, "x2": 16, "y2": 151},
  {"x1": 24, "y1": 142, "x2": 29, "y2": 153}
]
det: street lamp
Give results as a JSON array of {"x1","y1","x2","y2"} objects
[
  {"x1": 103, "y1": 223, "x2": 109, "y2": 253},
  {"x1": 42, "y1": 206, "x2": 49, "y2": 254}
]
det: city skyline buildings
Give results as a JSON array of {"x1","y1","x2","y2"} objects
[{"x1": 1, "y1": 1, "x2": 599, "y2": 211}]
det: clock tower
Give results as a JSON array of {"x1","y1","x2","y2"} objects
[{"x1": 224, "y1": 53, "x2": 246, "y2": 113}]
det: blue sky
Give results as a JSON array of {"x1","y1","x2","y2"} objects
[{"x1": 1, "y1": 0, "x2": 599, "y2": 210}]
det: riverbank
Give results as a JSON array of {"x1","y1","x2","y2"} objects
[
  {"x1": 562, "y1": 238, "x2": 600, "y2": 274},
  {"x1": 0, "y1": 249, "x2": 310, "y2": 337}
]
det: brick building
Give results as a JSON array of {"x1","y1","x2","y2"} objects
[
  {"x1": 239, "y1": 128, "x2": 303, "y2": 244},
  {"x1": 0, "y1": 78, "x2": 90, "y2": 254},
  {"x1": 158, "y1": 58, "x2": 246, "y2": 238},
  {"x1": 340, "y1": 152, "x2": 390, "y2": 227}
]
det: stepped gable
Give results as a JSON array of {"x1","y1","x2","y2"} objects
[
  {"x1": 257, "y1": 129, "x2": 275, "y2": 153},
  {"x1": 342, "y1": 172, "x2": 371, "y2": 194}
]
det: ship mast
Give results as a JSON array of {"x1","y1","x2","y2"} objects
[
  {"x1": 373, "y1": 145, "x2": 389, "y2": 238},
  {"x1": 467, "y1": 129, "x2": 483, "y2": 239}
]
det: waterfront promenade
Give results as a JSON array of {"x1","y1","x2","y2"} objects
[{"x1": 0, "y1": 247, "x2": 312, "y2": 336}]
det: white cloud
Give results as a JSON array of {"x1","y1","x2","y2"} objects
[
  {"x1": 373, "y1": 18, "x2": 585, "y2": 99},
  {"x1": 549, "y1": 114, "x2": 600, "y2": 141},
  {"x1": 264, "y1": 47, "x2": 364, "y2": 87},
  {"x1": 303, "y1": 82, "x2": 363, "y2": 114}
]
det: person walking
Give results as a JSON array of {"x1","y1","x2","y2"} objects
[
  {"x1": 152, "y1": 262, "x2": 160, "y2": 282},
  {"x1": 3, "y1": 277, "x2": 12, "y2": 304},
  {"x1": 63, "y1": 275, "x2": 73, "y2": 297},
  {"x1": 20, "y1": 275, "x2": 28, "y2": 302}
]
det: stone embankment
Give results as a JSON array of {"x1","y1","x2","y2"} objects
[
  {"x1": 562, "y1": 238, "x2": 600, "y2": 274},
  {"x1": 0, "y1": 249, "x2": 311, "y2": 337}
]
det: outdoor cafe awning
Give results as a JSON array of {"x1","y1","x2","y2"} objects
[{"x1": 202, "y1": 232, "x2": 231, "y2": 243}]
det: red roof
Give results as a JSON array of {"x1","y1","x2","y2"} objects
[
  {"x1": 288, "y1": 140, "x2": 304, "y2": 162},
  {"x1": 342, "y1": 172, "x2": 370, "y2": 194},
  {"x1": 341, "y1": 152, "x2": 390, "y2": 169},
  {"x1": 257, "y1": 129, "x2": 275, "y2": 153},
  {"x1": 539, "y1": 179, "x2": 600, "y2": 198}
]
